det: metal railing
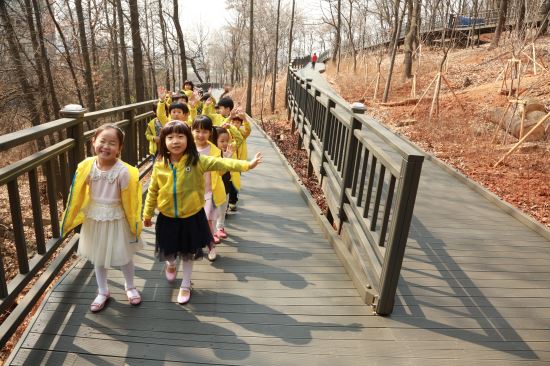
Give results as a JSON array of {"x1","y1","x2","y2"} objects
[
  {"x1": 0, "y1": 100, "x2": 156, "y2": 346},
  {"x1": 286, "y1": 66, "x2": 424, "y2": 315}
]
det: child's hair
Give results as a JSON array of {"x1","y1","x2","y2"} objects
[
  {"x1": 215, "y1": 126, "x2": 229, "y2": 141},
  {"x1": 93, "y1": 123, "x2": 124, "y2": 146},
  {"x1": 192, "y1": 115, "x2": 217, "y2": 144},
  {"x1": 172, "y1": 93, "x2": 189, "y2": 104},
  {"x1": 158, "y1": 121, "x2": 199, "y2": 166},
  {"x1": 169, "y1": 102, "x2": 189, "y2": 114},
  {"x1": 183, "y1": 80, "x2": 194, "y2": 90},
  {"x1": 217, "y1": 97, "x2": 234, "y2": 110}
]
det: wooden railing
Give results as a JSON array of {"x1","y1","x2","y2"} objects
[
  {"x1": 286, "y1": 66, "x2": 424, "y2": 315},
  {"x1": 0, "y1": 100, "x2": 156, "y2": 346}
]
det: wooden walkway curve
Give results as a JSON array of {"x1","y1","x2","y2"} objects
[{"x1": 7, "y1": 76, "x2": 550, "y2": 365}]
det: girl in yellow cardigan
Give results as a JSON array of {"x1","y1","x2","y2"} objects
[
  {"x1": 191, "y1": 116, "x2": 233, "y2": 261},
  {"x1": 60, "y1": 124, "x2": 144, "y2": 313},
  {"x1": 143, "y1": 120, "x2": 261, "y2": 304}
]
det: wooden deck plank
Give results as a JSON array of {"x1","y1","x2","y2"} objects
[{"x1": 8, "y1": 90, "x2": 550, "y2": 365}]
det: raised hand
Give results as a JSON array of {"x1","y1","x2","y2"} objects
[{"x1": 249, "y1": 152, "x2": 263, "y2": 169}]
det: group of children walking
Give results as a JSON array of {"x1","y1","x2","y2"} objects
[{"x1": 61, "y1": 82, "x2": 259, "y2": 312}]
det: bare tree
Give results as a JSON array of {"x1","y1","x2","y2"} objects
[
  {"x1": 75, "y1": 0, "x2": 96, "y2": 110},
  {"x1": 173, "y1": 0, "x2": 187, "y2": 82},
  {"x1": 158, "y1": 0, "x2": 170, "y2": 89},
  {"x1": 270, "y1": 0, "x2": 281, "y2": 113},
  {"x1": 491, "y1": 0, "x2": 509, "y2": 48},
  {"x1": 403, "y1": 0, "x2": 420, "y2": 80},
  {"x1": 287, "y1": 0, "x2": 296, "y2": 64},
  {"x1": 246, "y1": 0, "x2": 254, "y2": 115},
  {"x1": 116, "y1": 0, "x2": 131, "y2": 104}
]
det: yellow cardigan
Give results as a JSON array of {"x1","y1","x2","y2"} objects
[
  {"x1": 143, "y1": 153, "x2": 251, "y2": 219},
  {"x1": 60, "y1": 157, "x2": 142, "y2": 240}
]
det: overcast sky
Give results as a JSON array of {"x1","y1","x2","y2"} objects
[{"x1": 180, "y1": 0, "x2": 324, "y2": 33}]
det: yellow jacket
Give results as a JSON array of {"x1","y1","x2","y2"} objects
[
  {"x1": 157, "y1": 99, "x2": 195, "y2": 126},
  {"x1": 143, "y1": 154, "x2": 251, "y2": 219},
  {"x1": 145, "y1": 117, "x2": 165, "y2": 155},
  {"x1": 204, "y1": 141, "x2": 228, "y2": 207},
  {"x1": 236, "y1": 119, "x2": 251, "y2": 160},
  {"x1": 60, "y1": 157, "x2": 142, "y2": 240}
]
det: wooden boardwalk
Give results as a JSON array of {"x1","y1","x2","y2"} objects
[{"x1": 7, "y1": 85, "x2": 550, "y2": 364}]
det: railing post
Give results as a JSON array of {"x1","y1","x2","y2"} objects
[
  {"x1": 124, "y1": 110, "x2": 137, "y2": 166},
  {"x1": 299, "y1": 78, "x2": 313, "y2": 150},
  {"x1": 295, "y1": 78, "x2": 306, "y2": 147},
  {"x1": 337, "y1": 104, "x2": 365, "y2": 233},
  {"x1": 285, "y1": 64, "x2": 292, "y2": 110},
  {"x1": 319, "y1": 98, "x2": 336, "y2": 184},
  {"x1": 307, "y1": 88, "x2": 321, "y2": 177},
  {"x1": 60, "y1": 109, "x2": 86, "y2": 176},
  {"x1": 375, "y1": 154, "x2": 424, "y2": 315}
]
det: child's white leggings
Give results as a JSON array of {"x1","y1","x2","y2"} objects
[
  {"x1": 180, "y1": 260, "x2": 194, "y2": 289},
  {"x1": 216, "y1": 194, "x2": 230, "y2": 230},
  {"x1": 94, "y1": 261, "x2": 135, "y2": 294}
]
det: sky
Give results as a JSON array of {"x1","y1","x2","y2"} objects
[{"x1": 180, "y1": 0, "x2": 324, "y2": 33}]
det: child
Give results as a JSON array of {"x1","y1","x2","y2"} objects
[
  {"x1": 227, "y1": 114, "x2": 252, "y2": 211},
  {"x1": 182, "y1": 80, "x2": 194, "y2": 98},
  {"x1": 191, "y1": 116, "x2": 242, "y2": 257},
  {"x1": 214, "y1": 126, "x2": 236, "y2": 239},
  {"x1": 145, "y1": 108, "x2": 163, "y2": 157},
  {"x1": 61, "y1": 124, "x2": 144, "y2": 313},
  {"x1": 143, "y1": 120, "x2": 261, "y2": 304},
  {"x1": 202, "y1": 96, "x2": 234, "y2": 126},
  {"x1": 157, "y1": 88, "x2": 196, "y2": 126}
]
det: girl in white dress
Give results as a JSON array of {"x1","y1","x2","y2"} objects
[{"x1": 61, "y1": 124, "x2": 144, "y2": 312}]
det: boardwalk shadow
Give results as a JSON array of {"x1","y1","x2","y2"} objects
[
  {"x1": 27, "y1": 263, "x2": 252, "y2": 363},
  {"x1": 392, "y1": 215, "x2": 538, "y2": 359},
  {"x1": 222, "y1": 233, "x2": 313, "y2": 261},
  {"x1": 192, "y1": 289, "x2": 362, "y2": 346},
  {"x1": 210, "y1": 256, "x2": 309, "y2": 289}
]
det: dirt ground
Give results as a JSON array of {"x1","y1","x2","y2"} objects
[{"x1": 322, "y1": 37, "x2": 550, "y2": 227}]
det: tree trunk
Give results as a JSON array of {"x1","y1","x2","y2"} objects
[
  {"x1": 75, "y1": 0, "x2": 97, "y2": 110},
  {"x1": 332, "y1": 0, "x2": 341, "y2": 62},
  {"x1": 88, "y1": 0, "x2": 99, "y2": 69},
  {"x1": 31, "y1": 0, "x2": 61, "y2": 118},
  {"x1": 23, "y1": 0, "x2": 50, "y2": 121},
  {"x1": 116, "y1": 0, "x2": 131, "y2": 104},
  {"x1": 383, "y1": 3, "x2": 406, "y2": 102},
  {"x1": 159, "y1": 0, "x2": 170, "y2": 90},
  {"x1": 246, "y1": 0, "x2": 254, "y2": 115},
  {"x1": 173, "y1": 0, "x2": 188, "y2": 82},
  {"x1": 516, "y1": 0, "x2": 526, "y2": 39},
  {"x1": 128, "y1": 0, "x2": 145, "y2": 102},
  {"x1": 104, "y1": 0, "x2": 121, "y2": 106},
  {"x1": 270, "y1": 0, "x2": 281, "y2": 113},
  {"x1": 490, "y1": 0, "x2": 509, "y2": 48},
  {"x1": 46, "y1": 0, "x2": 84, "y2": 106},
  {"x1": 536, "y1": 0, "x2": 550, "y2": 38},
  {"x1": 403, "y1": 0, "x2": 420, "y2": 80},
  {"x1": 287, "y1": 0, "x2": 295, "y2": 65},
  {"x1": 0, "y1": 1, "x2": 42, "y2": 128}
]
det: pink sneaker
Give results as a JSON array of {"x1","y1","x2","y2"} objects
[
  {"x1": 216, "y1": 228, "x2": 228, "y2": 239},
  {"x1": 212, "y1": 234, "x2": 221, "y2": 245}
]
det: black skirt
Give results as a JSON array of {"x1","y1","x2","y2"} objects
[{"x1": 155, "y1": 209, "x2": 213, "y2": 261}]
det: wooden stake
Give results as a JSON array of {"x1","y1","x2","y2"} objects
[
  {"x1": 532, "y1": 43, "x2": 537, "y2": 75},
  {"x1": 494, "y1": 111, "x2": 550, "y2": 166},
  {"x1": 519, "y1": 106, "x2": 526, "y2": 138},
  {"x1": 411, "y1": 74, "x2": 417, "y2": 98},
  {"x1": 491, "y1": 102, "x2": 511, "y2": 144},
  {"x1": 429, "y1": 72, "x2": 442, "y2": 121},
  {"x1": 441, "y1": 74, "x2": 465, "y2": 111},
  {"x1": 411, "y1": 73, "x2": 438, "y2": 114},
  {"x1": 373, "y1": 72, "x2": 381, "y2": 101}
]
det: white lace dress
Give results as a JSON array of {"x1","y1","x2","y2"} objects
[{"x1": 77, "y1": 160, "x2": 144, "y2": 267}]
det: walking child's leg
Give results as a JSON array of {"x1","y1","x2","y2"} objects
[
  {"x1": 121, "y1": 260, "x2": 141, "y2": 305},
  {"x1": 216, "y1": 195, "x2": 229, "y2": 238},
  {"x1": 177, "y1": 260, "x2": 193, "y2": 304},
  {"x1": 95, "y1": 265, "x2": 109, "y2": 295},
  {"x1": 91, "y1": 265, "x2": 110, "y2": 312}
]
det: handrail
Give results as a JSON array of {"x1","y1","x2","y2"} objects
[
  {"x1": 286, "y1": 65, "x2": 424, "y2": 315},
  {"x1": 0, "y1": 99, "x2": 157, "y2": 347}
]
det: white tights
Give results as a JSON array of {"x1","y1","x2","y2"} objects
[
  {"x1": 94, "y1": 261, "x2": 135, "y2": 294},
  {"x1": 165, "y1": 259, "x2": 194, "y2": 289}
]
